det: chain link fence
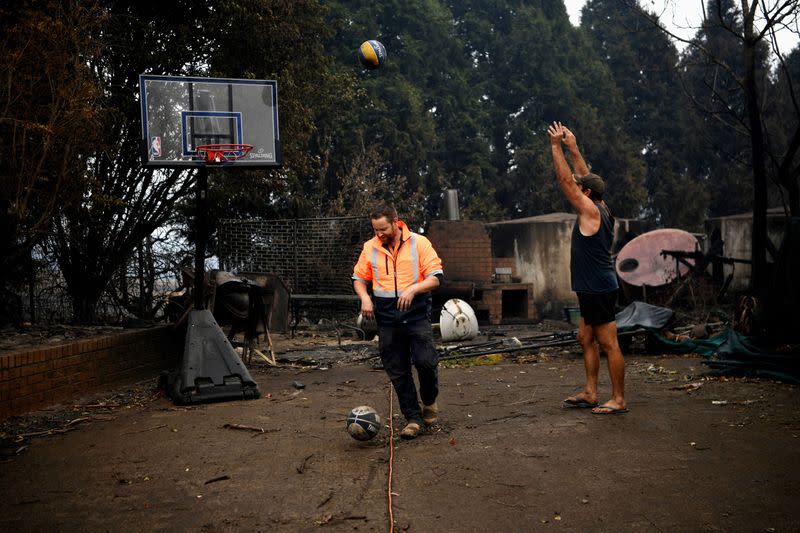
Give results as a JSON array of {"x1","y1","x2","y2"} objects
[
  {"x1": 217, "y1": 216, "x2": 374, "y2": 326},
  {"x1": 217, "y1": 216, "x2": 372, "y2": 295}
]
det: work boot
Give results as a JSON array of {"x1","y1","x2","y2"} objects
[
  {"x1": 422, "y1": 402, "x2": 438, "y2": 426},
  {"x1": 400, "y1": 422, "x2": 421, "y2": 439}
]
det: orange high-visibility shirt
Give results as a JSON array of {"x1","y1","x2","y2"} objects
[{"x1": 352, "y1": 220, "x2": 443, "y2": 298}]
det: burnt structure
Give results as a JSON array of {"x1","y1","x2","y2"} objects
[{"x1": 427, "y1": 220, "x2": 536, "y2": 324}]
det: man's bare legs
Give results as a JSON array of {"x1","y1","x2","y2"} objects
[
  {"x1": 565, "y1": 317, "x2": 600, "y2": 405},
  {"x1": 566, "y1": 318, "x2": 626, "y2": 411},
  {"x1": 592, "y1": 321, "x2": 626, "y2": 412}
]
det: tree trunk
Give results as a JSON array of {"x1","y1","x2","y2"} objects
[
  {"x1": 742, "y1": 16, "x2": 768, "y2": 296},
  {"x1": 783, "y1": 158, "x2": 800, "y2": 216},
  {"x1": 71, "y1": 286, "x2": 103, "y2": 324},
  {"x1": 27, "y1": 249, "x2": 36, "y2": 324}
]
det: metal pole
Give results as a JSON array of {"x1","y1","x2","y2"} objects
[
  {"x1": 445, "y1": 189, "x2": 460, "y2": 220},
  {"x1": 194, "y1": 166, "x2": 208, "y2": 310}
]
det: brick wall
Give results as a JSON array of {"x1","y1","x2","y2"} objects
[
  {"x1": 427, "y1": 220, "x2": 493, "y2": 283},
  {"x1": 427, "y1": 220, "x2": 537, "y2": 324},
  {"x1": 492, "y1": 257, "x2": 516, "y2": 278},
  {"x1": 470, "y1": 283, "x2": 536, "y2": 325},
  {"x1": 0, "y1": 326, "x2": 181, "y2": 421}
]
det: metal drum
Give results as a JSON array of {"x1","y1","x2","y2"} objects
[
  {"x1": 439, "y1": 299, "x2": 480, "y2": 342},
  {"x1": 615, "y1": 228, "x2": 699, "y2": 304}
]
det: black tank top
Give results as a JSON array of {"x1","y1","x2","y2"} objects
[{"x1": 570, "y1": 203, "x2": 618, "y2": 293}]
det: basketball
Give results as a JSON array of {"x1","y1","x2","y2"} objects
[
  {"x1": 346, "y1": 405, "x2": 382, "y2": 441},
  {"x1": 357, "y1": 40, "x2": 386, "y2": 70}
]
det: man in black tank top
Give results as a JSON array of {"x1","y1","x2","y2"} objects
[{"x1": 547, "y1": 121, "x2": 627, "y2": 415}]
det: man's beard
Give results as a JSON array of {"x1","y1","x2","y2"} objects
[{"x1": 379, "y1": 227, "x2": 397, "y2": 244}]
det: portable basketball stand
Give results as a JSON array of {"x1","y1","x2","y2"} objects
[
  {"x1": 139, "y1": 74, "x2": 281, "y2": 405},
  {"x1": 163, "y1": 145, "x2": 262, "y2": 404}
]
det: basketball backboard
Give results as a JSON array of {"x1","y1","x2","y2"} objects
[{"x1": 139, "y1": 74, "x2": 280, "y2": 167}]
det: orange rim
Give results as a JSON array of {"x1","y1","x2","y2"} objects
[{"x1": 195, "y1": 144, "x2": 253, "y2": 163}]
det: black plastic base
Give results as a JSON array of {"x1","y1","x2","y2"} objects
[{"x1": 164, "y1": 310, "x2": 260, "y2": 405}]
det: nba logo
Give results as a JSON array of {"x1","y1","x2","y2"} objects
[{"x1": 150, "y1": 136, "x2": 162, "y2": 158}]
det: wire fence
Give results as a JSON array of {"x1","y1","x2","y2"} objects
[
  {"x1": 15, "y1": 239, "x2": 185, "y2": 325},
  {"x1": 217, "y1": 216, "x2": 373, "y2": 295},
  {"x1": 10, "y1": 217, "x2": 374, "y2": 326}
]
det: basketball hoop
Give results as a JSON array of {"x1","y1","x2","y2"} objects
[{"x1": 195, "y1": 144, "x2": 253, "y2": 164}]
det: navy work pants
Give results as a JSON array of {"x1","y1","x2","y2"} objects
[{"x1": 378, "y1": 319, "x2": 439, "y2": 424}]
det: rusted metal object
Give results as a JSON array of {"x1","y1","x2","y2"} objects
[
  {"x1": 168, "y1": 269, "x2": 290, "y2": 364},
  {"x1": 615, "y1": 229, "x2": 699, "y2": 303}
]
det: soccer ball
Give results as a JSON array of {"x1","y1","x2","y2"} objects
[
  {"x1": 357, "y1": 40, "x2": 387, "y2": 70},
  {"x1": 346, "y1": 405, "x2": 382, "y2": 441}
]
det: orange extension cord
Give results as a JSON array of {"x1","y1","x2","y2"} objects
[{"x1": 387, "y1": 382, "x2": 395, "y2": 533}]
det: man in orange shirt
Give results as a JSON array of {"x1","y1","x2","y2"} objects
[{"x1": 353, "y1": 203, "x2": 444, "y2": 438}]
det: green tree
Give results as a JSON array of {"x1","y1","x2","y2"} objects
[
  {"x1": 51, "y1": 0, "x2": 363, "y2": 321},
  {"x1": 323, "y1": 0, "x2": 458, "y2": 224},
  {"x1": 448, "y1": 0, "x2": 646, "y2": 219},
  {"x1": 208, "y1": 0, "x2": 361, "y2": 215},
  {"x1": 583, "y1": 0, "x2": 710, "y2": 229},
  {"x1": 179, "y1": 1, "x2": 347, "y2": 255}
]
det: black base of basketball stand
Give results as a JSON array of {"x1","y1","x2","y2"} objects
[
  {"x1": 164, "y1": 165, "x2": 260, "y2": 405},
  {"x1": 164, "y1": 309, "x2": 260, "y2": 405}
]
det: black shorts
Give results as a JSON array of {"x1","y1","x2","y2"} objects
[{"x1": 576, "y1": 291, "x2": 617, "y2": 326}]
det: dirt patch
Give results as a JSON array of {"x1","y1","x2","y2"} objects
[{"x1": 1, "y1": 330, "x2": 799, "y2": 532}]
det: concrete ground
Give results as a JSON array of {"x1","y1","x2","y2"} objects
[{"x1": 1, "y1": 331, "x2": 799, "y2": 532}]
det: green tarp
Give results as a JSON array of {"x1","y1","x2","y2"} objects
[
  {"x1": 650, "y1": 326, "x2": 800, "y2": 383},
  {"x1": 616, "y1": 301, "x2": 800, "y2": 383}
]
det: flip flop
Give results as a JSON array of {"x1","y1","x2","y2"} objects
[
  {"x1": 563, "y1": 397, "x2": 599, "y2": 409},
  {"x1": 591, "y1": 405, "x2": 628, "y2": 415}
]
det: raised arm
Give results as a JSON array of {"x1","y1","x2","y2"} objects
[
  {"x1": 547, "y1": 122, "x2": 599, "y2": 230},
  {"x1": 562, "y1": 126, "x2": 590, "y2": 176}
]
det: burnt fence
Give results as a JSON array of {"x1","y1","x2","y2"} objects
[
  {"x1": 10, "y1": 218, "x2": 373, "y2": 326},
  {"x1": 12, "y1": 238, "x2": 186, "y2": 326}
]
